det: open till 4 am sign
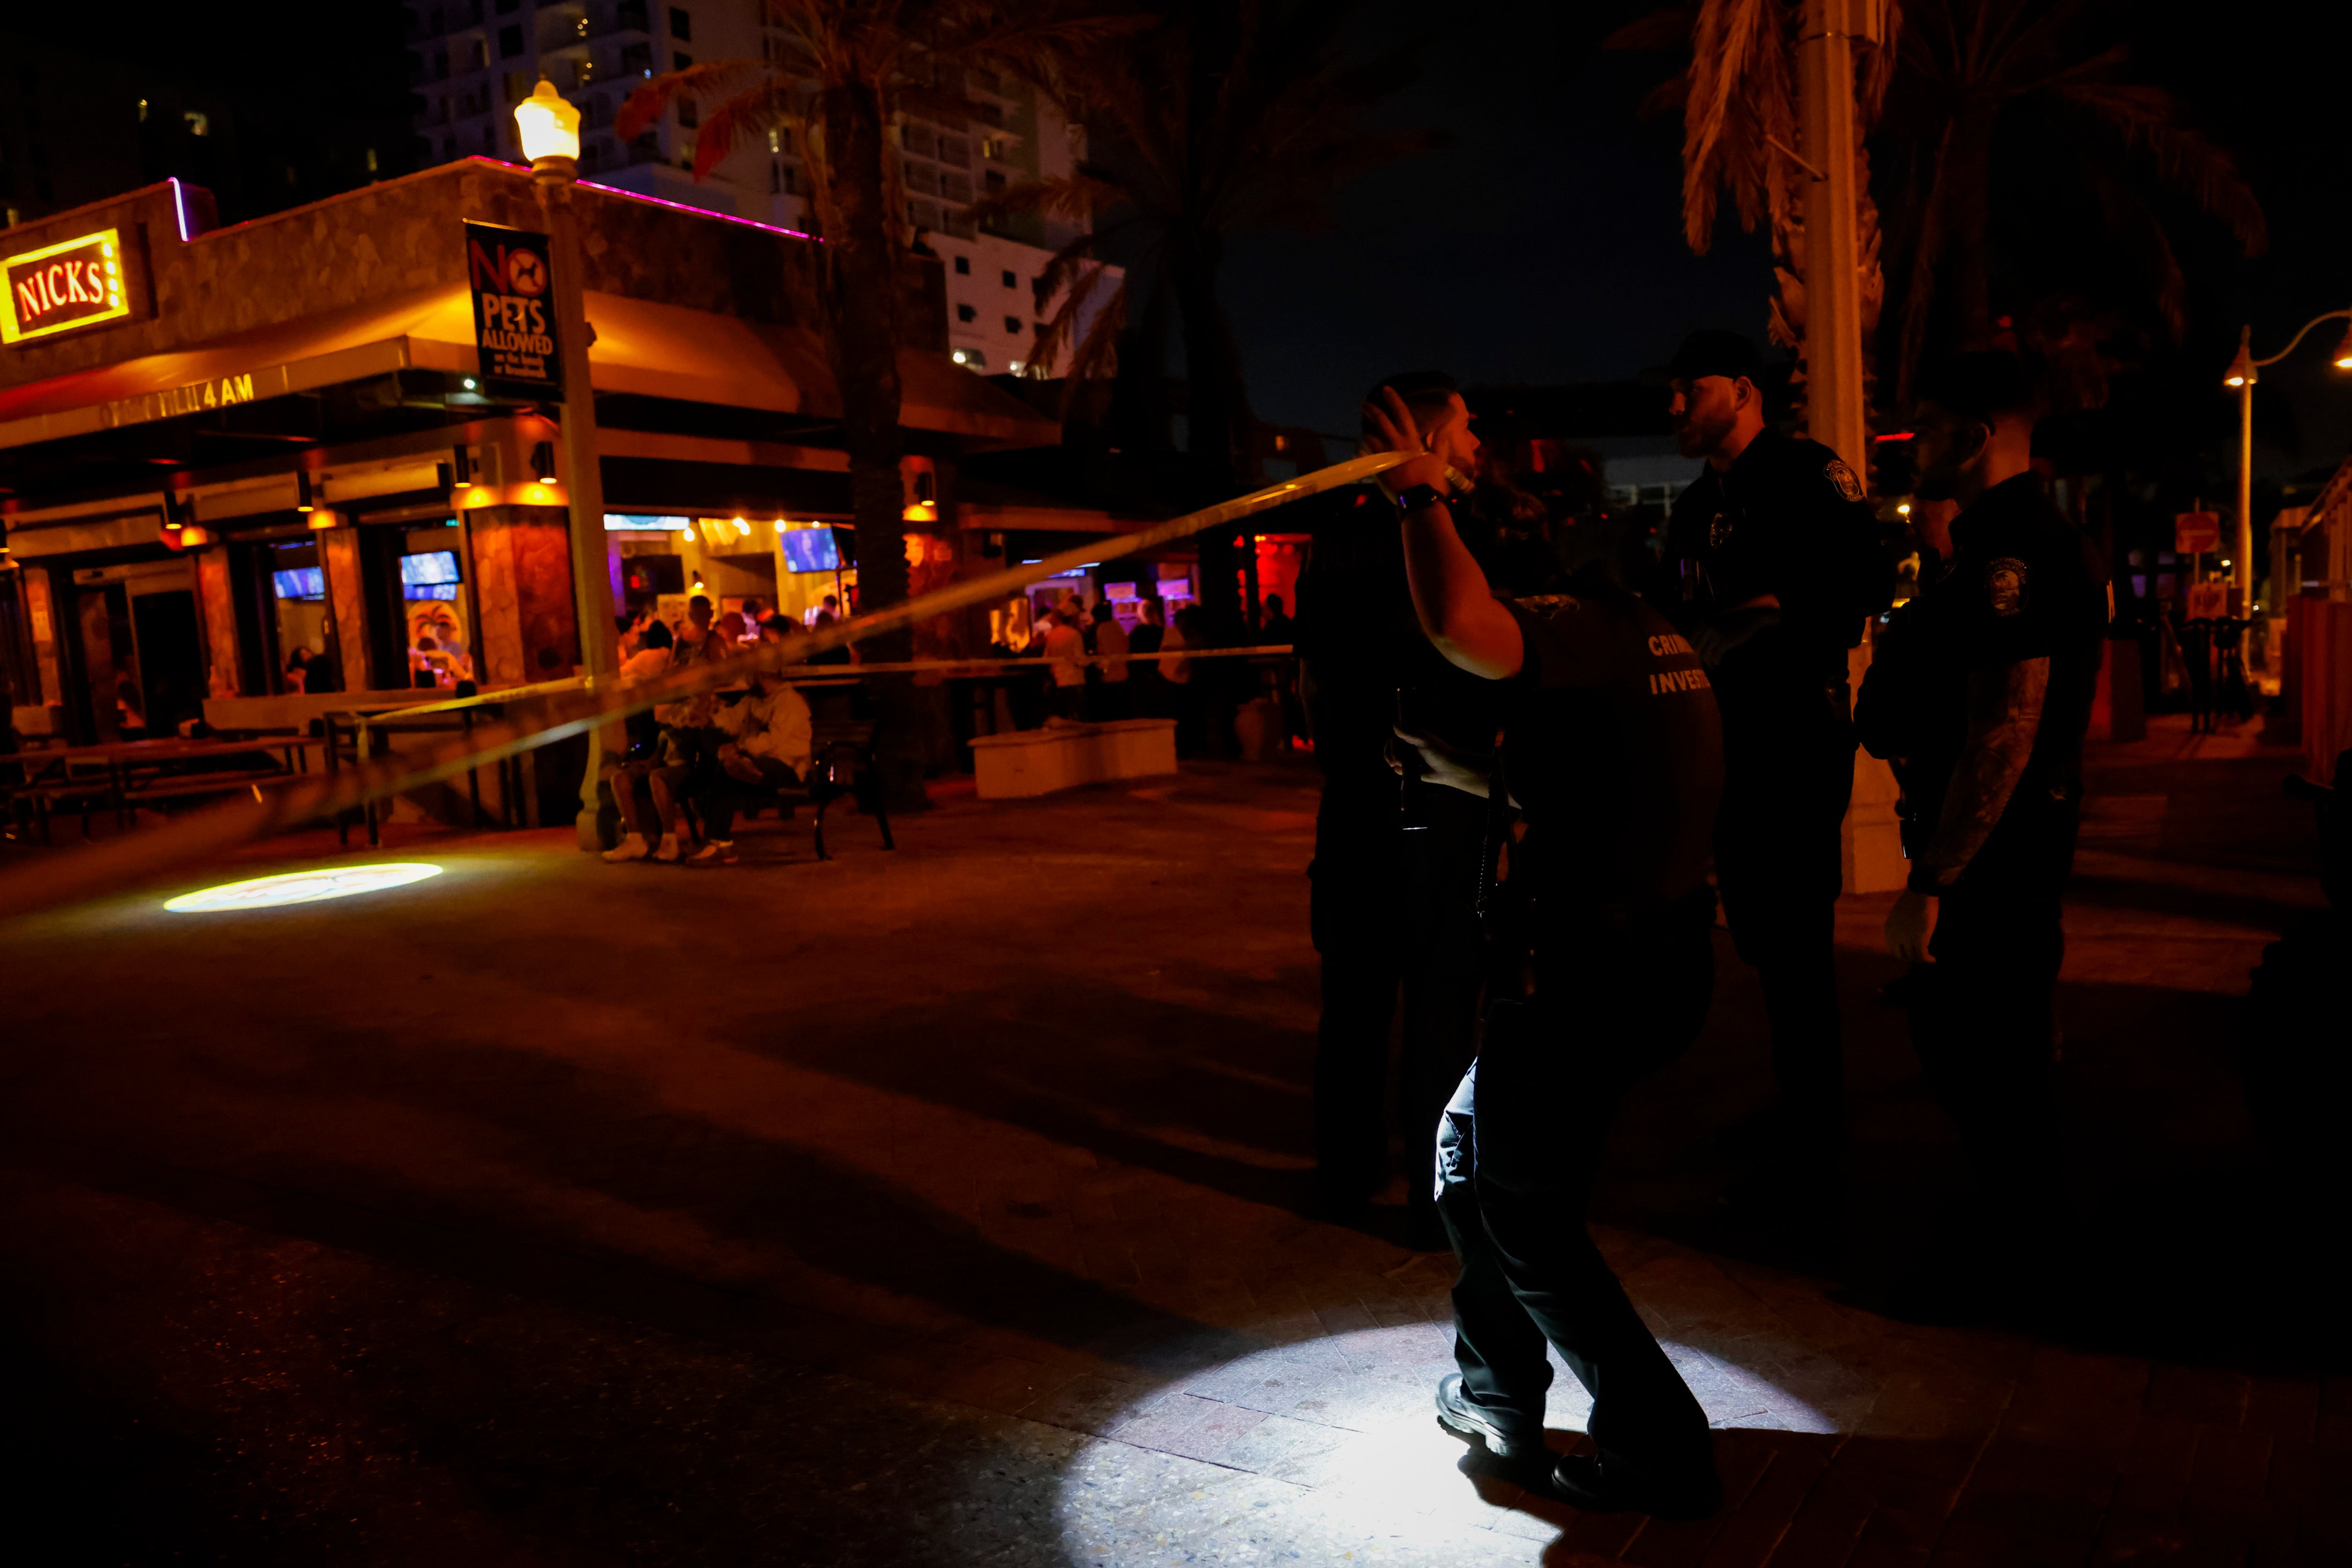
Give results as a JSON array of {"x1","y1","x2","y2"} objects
[{"x1": 465, "y1": 221, "x2": 562, "y2": 398}]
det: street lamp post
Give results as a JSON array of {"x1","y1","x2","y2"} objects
[
  {"x1": 2224, "y1": 310, "x2": 2352, "y2": 610},
  {"x1": 515, "y1": 79, "x2": 620, "y2": 851}
]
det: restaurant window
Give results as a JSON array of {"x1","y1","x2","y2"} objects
[
  {"x1": 361, "y1": 524, "x2": 476, "y2": 691},
  {"x1": 264, "y1": 540, "x2": 335, "y2": 694},
  {"x1": 398, "y1": 527, "x2": 475, "y2": 689}
]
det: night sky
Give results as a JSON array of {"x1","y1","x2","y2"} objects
[
  {"x1": 1220, "y1": 0, "x2": 1771, "y2": 438},
  {"x1": 21, "y1": 1, "x2": 2352, "y2": 486},
  {"x1": 1217, "y1": 0, "x2": 2352, "y2": 489}
]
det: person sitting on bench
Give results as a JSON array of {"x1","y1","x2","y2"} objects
[{"x1": 685, "y1": 666, "x2": 814, "y2": 868}]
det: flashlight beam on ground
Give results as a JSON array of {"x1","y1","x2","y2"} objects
[{"x1": 0, "y1": 452, "x2": 1410, "y2": 927}]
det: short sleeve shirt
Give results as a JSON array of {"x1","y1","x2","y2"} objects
[
  {"x1": 1877, "y1": 474, "x2": 2107, "y2": 834},
  {"x1": 1503, "y1": 585, "x2": 1724, "y2": 913}
]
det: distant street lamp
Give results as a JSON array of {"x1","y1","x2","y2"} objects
[
  {"x1": 515, "y1": 79, "x2": 621, "y2": 851},
  {"x1": 2223, "y1": 311, "x2": 2352, "y2": 609}
]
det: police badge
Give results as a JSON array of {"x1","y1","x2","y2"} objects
[
  {"x1": 1824, "y1": 459, "x2": 1865, "y2": 503},
  {"x1": 1986, "y1": 556, "x2": 2029, "y2": 617},
  {"x1": 1707, "y1": 510, "x2": 1732, "y2": 550}
]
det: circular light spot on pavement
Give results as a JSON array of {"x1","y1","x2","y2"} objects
[{"x1": 164, "y1": 863, "x2": 444, "y2": 913}]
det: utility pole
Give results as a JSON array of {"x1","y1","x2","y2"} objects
[
  {"x1": 1797, "y1": 0, "x2": 1905, "y2": 895},
  {"x1": 1795, "y1": 0, "x2": 1878, "y2": 473}
]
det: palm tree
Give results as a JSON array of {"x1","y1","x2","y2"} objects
[
  {"x1": 1607, "y1": 1, "x2": 1899, "y2": 422},
  {"x1": 1617, "y1": 1, "x2": 2266, "y2": 410},
  {"x1": 971, "y1": 0, "x2": 1443, "y2": 640},
  {"x1": 614, "y1": 1, "x2": 1131, "y2": 642},
  {"x1": 1871, "y1": 0, "x2": 2266, "y2": 404}
]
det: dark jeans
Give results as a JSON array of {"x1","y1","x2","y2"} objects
[
  {"x1": 1712, "y1": 671, "x2": 1855, "y2": 1141},
  {"x1": 1310, "y1": 779, "x2": 1485, "y2": 1212},
  {"x1": 1906, "y1": 791, "x2": 2077, "y2": 1223},
  {"x1": 1438, "y1": 896, "x2": 1717, "y2": 1477},
  {"x1": 1052, "y1": 683, "x2": 1088, "y2": 721},
  {"x1": 699, "y1": 755, "x2": 802, "y2": 841}
]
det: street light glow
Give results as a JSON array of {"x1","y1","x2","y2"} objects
[
  {"x1": 513, "y1": 79, "x2": 582, "y2": 165},
  {"x1": 165, "y1": 864, "x2": 443, "y2": 913}
]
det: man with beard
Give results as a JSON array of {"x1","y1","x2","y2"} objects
[
  {"x1": 1297, "y1": 372, "x2": 1518, "y2": 1251},
  {"x1": 1654, "y1": 330, "x2": 1892, "y2": 1189},
  {"x1": 1856, "y1": 350, "x2": 2106, "y2": 1286}
]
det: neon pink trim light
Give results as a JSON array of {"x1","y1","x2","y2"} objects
[{"x1": 466, "y1": 156, "x2": 814, "y2": 241}]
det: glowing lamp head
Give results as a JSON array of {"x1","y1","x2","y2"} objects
[
  {"x1": 514, "y1": 79, "x2": 583, "y2": 166},
  {"x1": 2333, "y1": 322, "x2": 2352, "y2": 371}
]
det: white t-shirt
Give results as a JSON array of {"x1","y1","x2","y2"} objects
[
  {"x1": 1044, "y1": 622, "x2": 1088, "y2": 687},
  {"x1": 1092, "y1": 617, "x2": 1129, "y2": 682}
]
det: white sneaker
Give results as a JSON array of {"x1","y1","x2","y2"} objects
[
  {"x1": 653, "y1": 836, "x2": 684, "y2": 863},
  {"x1": 601, "y1": 833, "x2": 650, "y2": 862}
]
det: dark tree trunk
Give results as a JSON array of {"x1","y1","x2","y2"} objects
[
  {"x1": 821, "y1": 80, "x2": 910, "y2": 652},
  {"x1": 1175, "y1": 236, "x2": 1251, "y2": 645},
  {"x1": 821, "y1": 79, "x2": 926, "y2": 806}
]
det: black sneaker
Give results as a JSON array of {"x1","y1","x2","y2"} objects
[
  {"x1": 1549, "y1": 1452, "x2": 1722, "y2": 1521},
  {"x1": 1432, "y1": 1373, "x2": 1545, "y2": 1464}
]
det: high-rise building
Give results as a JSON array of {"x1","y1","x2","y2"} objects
[{"x1": 402, "y1": 0, "x2": 1112, "y2": 374}]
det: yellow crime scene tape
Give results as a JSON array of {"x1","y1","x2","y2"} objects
[{"x1": 0, "y1": 451, "x2": 1408, "y2": 925}]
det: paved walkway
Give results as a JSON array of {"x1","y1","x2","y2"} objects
[{"x1": 0, "y1": 717, "x2": 2339, "y2": 1565}]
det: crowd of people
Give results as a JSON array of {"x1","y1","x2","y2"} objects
[
  {"x1": 995, "y1": 591, "x2": 1213, "y2": 747},
  {"x1": 599, "y1": 593, "x2": 816, "y2": 868},
  {"x1": 1299, "y1": 334, "x2": 2110, "y2": 1520}
]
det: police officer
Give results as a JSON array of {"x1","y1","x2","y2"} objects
[
  {"x1": 1368, "y1": 387, "x2": 1726, "y2": 1518},
  {"x1": 1298, "y1": 373, "x2": 1498, "y2": 1249},
  {"x1": 1654, "y1": 330, "x2": 1892, "y2": 1174},
  {"x1": 1857, "y1": 350, "x2": 2105, "y2": 1264}
]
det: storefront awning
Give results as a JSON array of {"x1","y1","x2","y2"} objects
[{"x1": 0, "y1": 284, "x2": 1062, "y2": 452}]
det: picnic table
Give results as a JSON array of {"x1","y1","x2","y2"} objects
[{"x1": 3, "y1": 734, "x2": 321, "y2": 841}]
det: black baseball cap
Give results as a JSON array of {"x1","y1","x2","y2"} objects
[{"x1": 1668, "y1": 330, "x2": 1763, "y2": 386}]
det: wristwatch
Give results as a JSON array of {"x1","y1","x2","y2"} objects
[{"x1": 1395, "y1": 483, "x2": 1447, "y2": 514}]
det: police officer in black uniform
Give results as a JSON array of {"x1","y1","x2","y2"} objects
[
  {"x1": 1298, "y1": 373, "x2": 1500, "y2": 1248},
  {"x1": 1367, "y1": 387, "x2": 1726, "y2": 1519},
  {"x1": 1857, "y1": 351, "x2": 2106, "y2": 1264},
  {"x1": 1653, "y1": 330, "x2": 1893, "y2": 1174}
]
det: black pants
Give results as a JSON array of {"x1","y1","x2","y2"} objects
[
  {"x1": 1437, "y1": 896, "x2": 1717, "y2": 1476},
  {"x1": 1906, "y1": 792, "x2": 2076, "y2": 1223},
  {"x1": 1309, "y1": 774, "x2": 1484, "y2": 1212},
  {"x1": 1712, "y1": 672, "x2": 1855, "y2": 1142},
  {"x1": 698, "y1": 756, "x2": 802, "y2": 841}
]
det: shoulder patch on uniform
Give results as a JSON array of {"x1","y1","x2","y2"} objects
[
  {"x1": 1986, "y1": 556, "x2": 2029, "y2": 618},
  {"x1": 1824, "y1": 459, "x2": 1865, "y2": 503}
]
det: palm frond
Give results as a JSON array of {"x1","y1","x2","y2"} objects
[
  {"x1": 2081, "y1": 155, "x2": 2187, "y2": 342},
  {"x1": 616, "y1": 61, "x2": 778, "y2": 144},
  {"x1": 2054, "y1": 80, "x2": 2268, "y2": 256},
  {"x1": 1604, "y1": 6, "x2": 1697, "y2": 52},
  {"x1": 688, "y1": 87, "x2": 800, "y2": 182}
]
